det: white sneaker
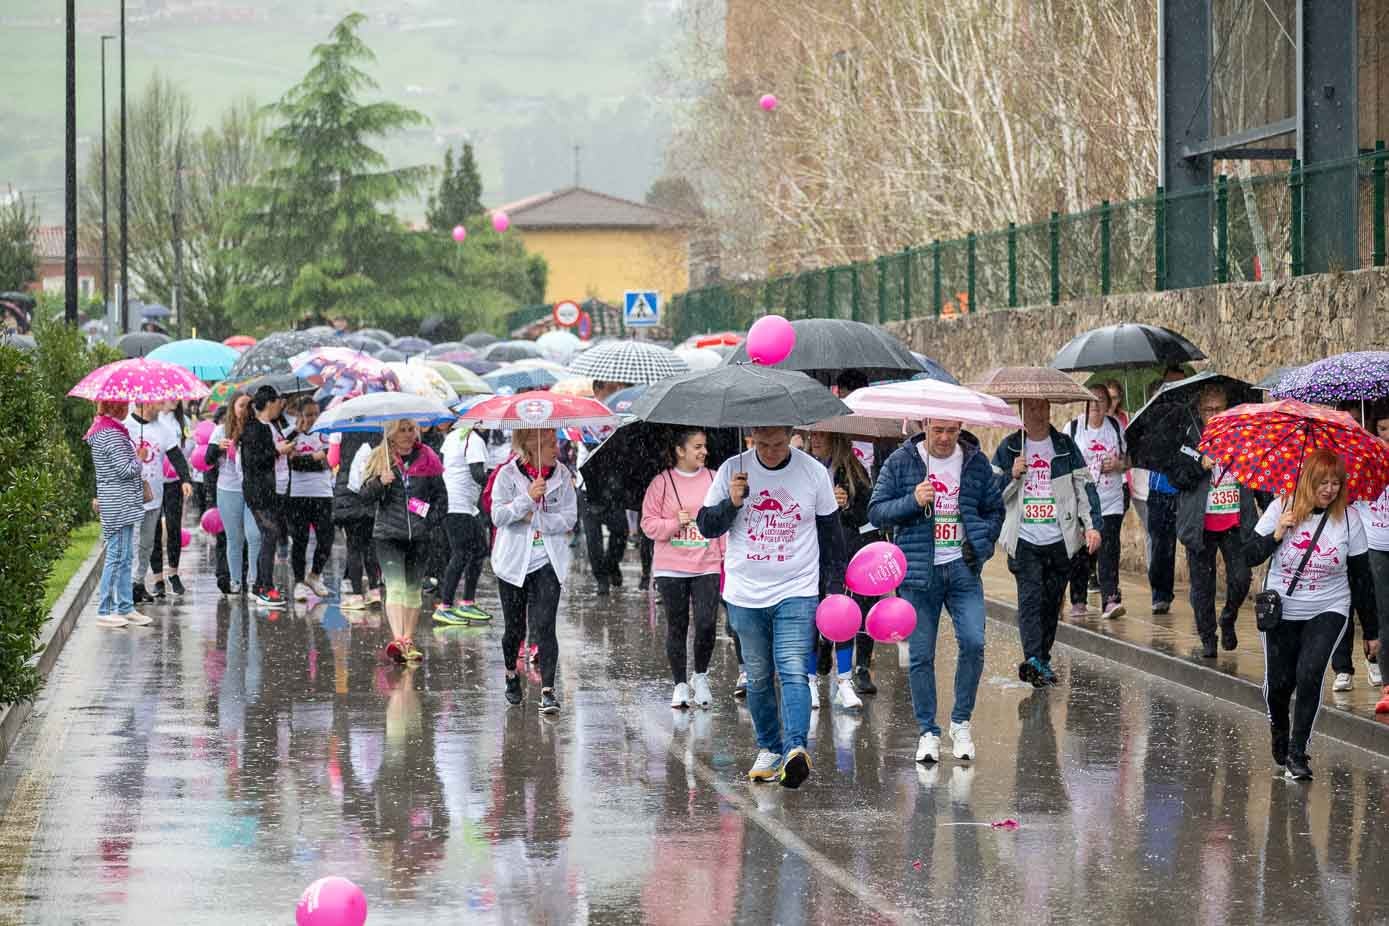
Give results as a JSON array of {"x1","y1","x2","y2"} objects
[
  {"x1": 308, "y1": 574, "x2": 330, "y2": 598},
  {"x1": 124, "y1": 611, "x2": 154, "y2": 627},
  {"x1": 915, "y1": 732, "x2": 941, "y2": 763},
  {"x1": 96, "y1": 614, "x2": 128, "y2": 629},
  {"x1": 950, "y1": 721, "x2": 976, "y2": 760},
  {"x1": 229, "y1": 581, "x2": 242, "y2": 596},
  {"x1": 340, "y1": 593, "x2": 367, "y2": 611},
  {"x1": 1333, "y1": 672, "x2": 1353, "y2": 692},
  {"x1": 293, "y1": 582, "x2": 313, "y2": 601},
  {"x1": 1369, "y1": 662, "x2": 1383, "y2": 687},
  {"x1": 671, "y1": 682, "x2": 692, "y2": 708},
  {"x1": 690, "y1": 672, "x2": 713, "y2": 708},
  {"x1": 747, "y1": 749, "x2": 782, "y2": 781},
  {"x1": 833, "y1": 675, "x2": 863, "y2": 710},
  {"x1": 807, "y1": 674, "x2": 821, "y2": 710}
]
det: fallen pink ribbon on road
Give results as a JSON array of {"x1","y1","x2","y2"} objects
[{"x1": 991, "y1": 818, "x2": 1020, "y2": 830}]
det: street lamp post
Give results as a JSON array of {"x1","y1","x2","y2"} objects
[
  {"x1": 120, "y1": 0, "x2": 129, "y2": 333},
  {"x1": 101, "y1": 35, "x2": 114, "y2": 321},
  {"x1": 64, "y1": 0, "x2": 77, "y2": 325}
]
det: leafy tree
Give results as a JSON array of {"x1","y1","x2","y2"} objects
[
  {"x1": 645, "y1": 175, "x2": 705, "y2": 219},
  {"x1": 426, "y1": 142, "x2": 485, "y2": 230},
  {"x1": 228, "y1": 12, "x2": 430, "y2": 330},
  {"x1": 80, "y1": 78, "x2": 271, "y2": 340},
  {"x1": 0, "y1": 195, "x2": 38, "y2": 292}
]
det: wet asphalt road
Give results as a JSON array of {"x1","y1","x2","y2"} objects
[{"x1": 3, "y1": 532, "x2": 1389, "y2": 925}]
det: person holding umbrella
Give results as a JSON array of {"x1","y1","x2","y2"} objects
[
  {"x1": 1064, "y1": 383, "x2": 1129, "y2": 620},
  {"x1": 87, "y1": 400, "x2": 154, "y2": 628},
  {"x1": 991, "y1": 398, "x2": 1102, "y2": 687}
]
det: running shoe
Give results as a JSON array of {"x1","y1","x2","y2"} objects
[
  {"x1": 96, "y1": 614, "x2": 129, "y2": 629},
  {"x1": 833, "y1": 676, "x2": 863, "y2": 710},
  {"x1": 1039, "y1": 661, "x2": 1058, "y2": 686},
  {"x1": 539, "y1": 688, "x2": 561, "y2": 714},
  {"x1": 456, "y1": 601, "x2": 493, "y2": 622},
  {"x1": 1018, "y1": 658, "x2": 1048, "y2": 688},
  {"x1": 340, "y1": 593, "x2": 368, "y2": 611},
  {"x1": 402, "y1": 639, "x2": 423, "y2": 663},
  {"x1": 1102, "y1": 599, "x2": 1126, "y2": 620},
  {"x1": 1376, "y1": 687, "x2": 1389, "y2": 715},
  {"x1": 505, "y1": 674, "x2": 523, "y2": 705},
  {"x1": 528, "y1": 643, "x2": 539, "y2": 665},
  {"x1": 950, "y1": 721, "x2": 975, "y2": 761},
  {"x1": 915, "y1": 732, "x2": 940, "y2": 763},
  {"x1": 368, "y1": 586, "x2": 383, "y2": 604},
  {"x1": 293, "y1": 582, "x2": 314, "y2": 602},
  {"x1": 852, "y1": 667, "x2": 877, "y2": 695},
  {"x1": 307, "y1": 575, "x2": 330, "y2": 598},
  {"x1": 779, "y1": 747, "x2": 812, "y2": 789},
  {"x1": 432, "y1": 605, "x2": 472, "y2": 626},
  {"x1": 124, "y1": 611, "x2": 154, "y2": 627},
  {"x1": 690, "y1": 673, "x2": 713, "y2": 708},
  {"x1": 807, "y1": 674, "x2": 821, "y2": 710},
  {"x1": 734, "y1": 671, "x2": 748, "y2": 699},
  {"x1": 1220, "y1": 618, "x2": 1238, "y2": 651},
  {"x1": 385, "y1": 639, "x2": 407, "y2": 665},
  {"x1": 747, "y1": 750, "x2": 782, "y2": 781},
  {"x1": 671, "y1": 682, "x2": 692, "y2": 708},
  {"x1": 1068, "y1": 602, "x2": 1087, "y2": 618},
  {"x1": 1284, "y1": 753, "x2": 1313, "y2": 781},
  {"x1": 1333, "y1": 672, "x2": 1353, "y2": 692},
  {"x1": 1370, "y1": 661, "x2": 1383, "y2": 687},
  {"x1": 151, "y1": 580, "x2": 167, "y2": 599},
  {"x1": 254, "y1": 588, "x2": 287, "y2": 609},
  {"x1": 168, "y1": 575, "x2": 185, "y2": 596}
]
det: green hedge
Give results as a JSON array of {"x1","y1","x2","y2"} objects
[{"x1": 0, "y1": 324, "x2": 116, "y2": 707}]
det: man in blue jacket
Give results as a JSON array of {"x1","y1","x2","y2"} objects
[{"x1": 869, "y1": 420, "x2": 1005, "y2": 764}]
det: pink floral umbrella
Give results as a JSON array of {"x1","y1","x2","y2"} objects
[{"x1": 68, "y1": 357, "x2": 211, "y2": 403}]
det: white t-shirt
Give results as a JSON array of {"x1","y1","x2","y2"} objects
[
  {"x1": 919, "y1": 443, "x2": 964, "y2": 565},
  {"x1": 1071, "y1": 417, "x2": 1124, "y2": 516},
  {"x1": 443, "y1": 427, "x2": 489, "y2": 515},
  {"x1": 1255, "y1": 498, "x2": 1368, "y2": 621},
  {"x1": 210, "y1": 423, "x2": 242, "y2": 492},
  {"x1": 704, "y1": 448, "x2": 838, "y2": 608},
  {"x1": 1017, "y1": 437, "x2": 1064, "y2": 547},
  {"x1": 1359, "y1": 487, "x2": 1389, "y2": 551},
  {"x1": 270, "y1": 420, "x2": 291, "y2": 495},
  {"x1": 125, "y1": 413, "x2": 179, "y2": 512},
  {"x1": 289, "y1": 432, "x2": 333, "y2": 499}
]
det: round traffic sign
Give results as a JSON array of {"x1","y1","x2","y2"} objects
[{"x1": 553, "y1": 299, "x2": 581, "y2": 328}]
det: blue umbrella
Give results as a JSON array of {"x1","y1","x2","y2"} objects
[
  {"x1": 140, "y1": 303, "x2": 172, "y2": 319},
  {"x1": 604, "y1": 384, "x2": 647, "y2": 414},
  {"x1": 311, "y1": 392, "x2": 454, "y2": 433},
  {"x1": 147, "y1": 338, "x2": 240, "y2": 381},
  {"x1": 911, "y1": 351, "x2": 959, "y2": 385},
  {"x1": 483, "y1": 367, "x2": 558, "y2": 394}
]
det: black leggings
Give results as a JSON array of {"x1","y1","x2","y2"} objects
[
  {"x1": 1262, "y1": 610, "x2": 1348, "y2": 758},
  {"x1": 1069, "y1": 513, "x2": 1124, "y2": 605},
  {"x1": 442, "y1": 512, "x2": 487, "y2": 604},
  {"x1": 249, "y1": 498, "x2": 287, "y2": 594},
  {"x1": 656, "y1": 573, "x2": 720, "y2": 683},
  {"x1": 151, "y1": 480, "x2": 185, "y2": 573},
  {"x1": 342, "y1": 517, "x2": 381, "y2": 595},
  {"x1": 500, "y1": 564, "x2": 561, "y2": 688},
  {"x1": 288, "y1": 496, "x2": 334, "y2": 581}
]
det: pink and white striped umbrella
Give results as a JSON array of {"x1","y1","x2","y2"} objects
[
  {"x1": 68, "y1": 357, "x2": 211, "y2": 403},
  {"x1": 843, "y1": 379, "x2": 1022, "y2": 430}
]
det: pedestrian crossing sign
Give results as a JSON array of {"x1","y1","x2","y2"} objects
[{"x1": 624, "y1": 290, "x2": 660, "y2": 327}]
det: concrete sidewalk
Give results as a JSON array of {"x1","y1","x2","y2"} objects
[{"x1": 979, "y1": 557, "x2": 1389, "y2": 756}]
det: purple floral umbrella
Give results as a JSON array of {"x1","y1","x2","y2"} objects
[{"x1": 1270, "y1": 351, "x2": 1389, "y2": 404}]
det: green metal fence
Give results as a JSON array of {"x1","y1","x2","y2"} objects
[{"x1": 669, "y1": 147, "x2": 1389, "y2": 343}]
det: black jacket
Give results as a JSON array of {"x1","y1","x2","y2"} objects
[
  {"x1": 332, "y1": 432, "x2": 380, "y2": 523},
  {"x1": 239, "y1": 418, "x2": 281, "y2": 510},
  {"x1": 359, "y1": 442, "x2": 447, "y2": 543}
]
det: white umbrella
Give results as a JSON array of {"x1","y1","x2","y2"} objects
[
  {"x1": 536, "y1": 329, "x2": 582, "y2": 363},
  {"x1": 673, "y1": 346, "x2": 724, "y2": 372}
]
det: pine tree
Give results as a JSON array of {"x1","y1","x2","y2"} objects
[
  {"x1": 0, "y1": 195, "x2": 38, "y2": 292},
  {"x1": 426, "y1": 142, "x2": 485, "y2": 231}
]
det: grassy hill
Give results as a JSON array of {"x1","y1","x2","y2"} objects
[{"x1": 1, "y1": 0, "x2": 684, "y2": 222}]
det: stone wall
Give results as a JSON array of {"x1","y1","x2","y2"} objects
[{"x1": 884, "y1": 267, "x2": 1387, "y2": 585}]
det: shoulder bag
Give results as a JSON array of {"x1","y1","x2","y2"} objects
[{"x1": 1254, "y1": 509, "x2": 1330, "y2": 631}]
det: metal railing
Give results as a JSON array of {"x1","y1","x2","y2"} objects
[{"x1": 669, "y1": 146, "x2": 1389, "y2": 343}]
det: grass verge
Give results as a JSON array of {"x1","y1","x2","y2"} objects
[{"x1": 41, "y1": 522, "x2": 103, "y2": 613}]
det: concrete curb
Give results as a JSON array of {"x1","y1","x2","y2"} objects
[
  {"x1": 983, "y1": 593, "x2": 1389, "y2": 760},
  {"x1": 0, "y1": 539, "x2": 105, "y2": 768}
]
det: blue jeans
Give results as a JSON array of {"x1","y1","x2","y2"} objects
[
  {"x1": 900, "y1": 560, "x2": 987, "y2": 736},
  {"x1": 217, "y1": 488, "x2": 261, "y2": 587},
  {"x1": 97, "y1": 523, "x2": 135, "y2": 616},
  {"x1": 726, "y1": 596, "x2": 817, "y2": 754}
]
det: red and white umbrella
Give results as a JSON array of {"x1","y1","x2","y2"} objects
[
  {"x1": 842, "y1": 379, "x2": 1022, "y2": 430},
  {"x1": 456, "y1": 390, "x2": 620, "y2": 430},
  {"x1": 68, "y1": 357, "x2": 211, "y2": 403}
]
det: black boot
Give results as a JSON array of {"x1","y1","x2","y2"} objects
[
  {"x1": 1271, "y1": 729, "x2": 1289, "y2": 769},
  {"x1": 1284, "y1": 752, "x2": 1313, "y2": 781},
  {"x1": 132, "y1": 582, "x2": 154, "y2": 604},
  {"x1": 1199, "y1": 636, "x2": 1218, "y2": 659},
  {"x1": 1219, "y1": 616, "x2": 1238, "y2": 651},
  {"x1": 504, "y1": 674, "x2": 523, "y2": 706},
  {"x1": 853, "y1": 666, "x2": 877, "y2": 695}
]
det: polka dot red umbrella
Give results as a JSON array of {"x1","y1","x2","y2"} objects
[{"x1": 1197, "y1": 399, "x2": 1389, "y2": 501}]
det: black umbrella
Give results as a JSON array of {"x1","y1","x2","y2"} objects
[
  {"x1": 391, "y1": 335, "x2": 432, "y2": 354},
  {"x1": 581, "y1": 422, "x2": 741, "y2": 511},
  {"x1": 482, "y1": 340, "x2": 542, "y2": 363},
  {"x1": 1051, "y1": 323, "x2": 1206, "y2": 373},
  {"x1": 425, "y1": 341, "x2": 466, "y2": 358},
  {"x1": 117, "y1": 330, "x2": 172, "y2": 357},
  {"x1": 242, "y1": 372, "x2": 315, "y2": 397},
  {"x1": 722, "y1": 318, "x2": 919, "y2": 382},
  {"x1": 462, "y1": 332, "x2": 499, "y2": 348},
  {"x1": 1124, "y1": 371, "x2": 1257, "y2": 471},
  {"x1": 341, "y1": 333, "x2": 384, "y2": 353},
  {"x1": 630, "y1": 363, "x2": 849, "y2": 428},
  {"x1": 357, "y1": 328, "x2": 394, "y2": 344},
  {"x1": 373, "y1": 347, "x2": 406, "y2": 362},
  {"x1": 227, "y1": 329, "x2": 338, "y2": 379}
]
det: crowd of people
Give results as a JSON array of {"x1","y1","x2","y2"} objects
[{"x1": 83, "y1": 359, "x2": 1389, "y2": 791}]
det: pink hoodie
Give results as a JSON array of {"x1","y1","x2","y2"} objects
[{"x1": 640, "y1": 467, "x2": 725, "y2": 576}]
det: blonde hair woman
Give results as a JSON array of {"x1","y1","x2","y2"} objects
[
  {"x1": 1247, "y1": 449, "x2": 1374, "y2": 781},
  {"x1": 491, "y1": 427, "x2": 577, "y2": 713},
  {"x1": 358, "y1": 418, "x2": 447, "y2": 664}
]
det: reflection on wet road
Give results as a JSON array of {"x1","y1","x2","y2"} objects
[{"x1": 3, "y1": 534, "x2": 1389, "y2": 923}]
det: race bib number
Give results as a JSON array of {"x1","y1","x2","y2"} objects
[
  {"x1": 1023, "y1": 496, "x2": 1056, "y2": 525},
  {"x1": 407, "y1": 497, "x2": 430, "y2": 518},
  {"x1": 1206, "y1": 484, "x2": 1239, "y2": 515},
  {"x1": 532, "y1": 529, "x2": 545, "y2": 547},
  {"x1": 934, "y1": 513, "x2": 962, "y2": 547},
  {"x1": 670, "y1": 523, "x2": 710, "y2": 549}
]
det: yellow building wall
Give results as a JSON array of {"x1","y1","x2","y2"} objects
[{"x1": 516, "y1": 227, "x2": 690, "y2": 308}]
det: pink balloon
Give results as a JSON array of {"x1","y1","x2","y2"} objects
[
  {"x1": 180, "y1": 528, "x2": 191, "y2": 549},
  {"x1": 296, "y1": 876, "x2": 367, "y2": 926},
  {"x1": 491, "y1": 211, "x2": 510, "y2": 233},
  {"x1": 865, "y1": 597, "x2": 917, "y2": 643},
  {"x1": 162, "y1": 456, "x2": 177, "y2": 480},
  {"x1": 816, "y1": 594, "x2": 862, "y2": 643},
  {"x1": 451, "y1": 224, "x2": 467, "y2": 243},
  {"x1": 759, "y1": 93, "x2": 778, "y2": 112},
  {"x1": 200, "y1": 507, "x2": 224, "y2": 535},
  {"x1": 194, "y1": 419, "x2": 215, "y2": 444},
  {"x1": 745, "y1": 314, "x2": 795, "y2": 365},
  {"x1": 845, "y1": 540, "x2": 907, "y2": 596},
  {"x1": 189, "y1": 444, "x2": 211, "y2": 473}
]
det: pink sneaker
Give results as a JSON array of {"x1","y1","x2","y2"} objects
[{"x1": 1069, "y1": 603, "x2": 1088, "y2": 617}]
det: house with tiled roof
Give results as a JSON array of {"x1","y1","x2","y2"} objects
[
  {"x1": 494, "y1": 186, "x2": 690, "y2": 310},
  {"x1": 30, "y1": 225, "x2": 102, "y2": 300}
]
